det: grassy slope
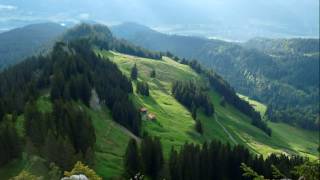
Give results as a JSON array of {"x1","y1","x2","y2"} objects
[
  {"x1": 38, "y1": 96, "x2": 133, "y2": 179},
  {"x1": 1, "y1": 50, "x2": 318, "y2": 179},
  {"x1": 101, "y1": 51, "x2": 206, "y2": 156},
  {"x1": 0, "y1": 94, "x2": 132, "y2": 179},
  {"x1": 86, "y1": 106, "x2": 131, "y2": 179},
  {"x1": 238, "y1": 94, "x2": 267, "y2": 117},
  {"x1": 99, "y1": 50, "x2": 319, "y2": 159},
  {"x1": 238, "y1": 94, "x2": 319, "y2": 158},
  {"x1": 0, "y1": 96, "x2": 53, "y2": 179}
]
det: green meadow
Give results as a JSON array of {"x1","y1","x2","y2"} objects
[
  {"x1": 99, "y1": 50, "x2": 319, "y2": 160},
  {"x1": 1, "y1": 50, "x2": 318, "y2": 179}
]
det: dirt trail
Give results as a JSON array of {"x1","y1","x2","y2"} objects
[
  {"x1": 105, "y1": 121, "x2": 141, "y2": 143},
  {"x1": 115, "y1": 123, "x2": 141, "y2": 143},
  {"x1": 214, "y1": 114, "x2": 237, "y2": 144}
]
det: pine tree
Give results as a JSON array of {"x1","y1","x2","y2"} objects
[
  {"x1": 169, "y1": 148, "x2": 181, "y2": 180},
  {"x1": 124, "y1": 139, "x2": 140, "y2": 178},
  {"x1": 153, "y1": 137, "x2": 164, "y2": 178},
  {"x1": 43, "y1": 131, "x2": 60, "y2": 166},
  {"x1": 191, "y1": 104, "x2": 197, "y2": 120},
  {"x1": 0, "y1": 117, "x2": 22, "y2": 166},
  {"x1": 79, "y1": 75, "x2": 91, "y2": 106},
  {"x1": 24, "y1": 102, "x2": 47, "y2": 146},
  {"x1": 136, "y1": 81, "x2": 149, "y2": 96},
  {"x1": 150, "y1": 69, "x2": 156, "y2": 78},
  {"x1": 50, "y1": 71, "x2": 65, "y2": 100},
  {"x1": 140, "y1": 136, "x2": 164, "y2": 179},
  {"x1": 131, "y1": 64, "x2": 138, "y2": 80},
  {"x1": 195, "y1": 120, "x2": 203, "y2": 134}
]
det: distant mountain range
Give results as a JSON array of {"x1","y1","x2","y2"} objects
[
  {"x1": 0, "y1": 23, "x2": 66, "y2": 69},
  {"x1": 111, "y1": 22, "x2": 320, "y2": 130}
]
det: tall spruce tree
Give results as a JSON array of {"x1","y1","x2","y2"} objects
[
  {"x1": 0, "y1": 116, "x2": 22, "y2": 166},
  {"x1": 150, "y1": 69, "x2": 156, "y2": 78},
  {"x1": 141, "y1": 136, "x2": 164, "y2": 179},
  {"x1": 195, "y1": 120, "x2": 203, "y2": 134},
  {"x1": 169, "y1": 148, "x2": 181, "y2": 180},
  {"x1": 124, "y1": 139, "x2": 140, "y2": 178},
  {"x1": 131, "y1": 63, "x2": 138, "y2": 80}
]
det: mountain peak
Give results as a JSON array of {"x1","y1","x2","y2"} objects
[{"x1": 62, "y1": 23, "x2": 113, "y2": 42}]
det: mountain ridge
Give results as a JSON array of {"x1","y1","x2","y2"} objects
[
  {"x1": 111, "y1": 22, "x2": 320, "y2": 130},
  {"x1": 0, "y1": 22, "x2": 66, "y2": 70}
]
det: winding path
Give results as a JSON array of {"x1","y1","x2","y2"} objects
[
  {"x1": 214, "y1": 114, "x2": 237, "y2": 144},
  {"x1": 105, "y1": 121, "x2": 141, "y2": 143}
]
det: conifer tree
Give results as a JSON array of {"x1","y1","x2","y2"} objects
[
  {"x1": 124, "y1": 139, "x2": 140, "y2": 178},
  {"x1": 150, "y1": 69, "x2": 156, "y2": 78},
  {"x1": 169, "y1": 148, "x2": 181, "y2": 180},
  {"x1": 195, "y1": 120, "x2": 203, "y2": 134},
  {"x1": 0, "y1": 117, "x2": 22, "y2": 166},
  {"x1": 191, "y1": 104, "x2": 197, "y2": 120},
  {"x1": 140, "y1": 136, "x2": 164, "y2": 179},
  {"x1": 131, "y1": 63, "x2": 138, "y2": 80}
]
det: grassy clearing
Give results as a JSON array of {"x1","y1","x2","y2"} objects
[
  {"x1": 84, "y1": 106, "x2": 131, "y2": 179},
  {"x1": 238, "y1": 93, "x2": 267, "y2": 117},
  {"x1": 235, "y1": 94, "x2": 319, "y2": 158},
  {"x1": 100, "y1": 51, "x2": 204, "y2": 155},
  {"x1": 101, "y1": 50, "x2": 319, "y2": 159}
]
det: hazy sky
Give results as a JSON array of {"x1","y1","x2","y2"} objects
[{"x1": 0, "y1": 0, "x2": 319, "y2": 38}]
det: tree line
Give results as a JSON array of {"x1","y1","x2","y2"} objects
[
  {"x1": 172, "y1": 80, "x2": 214, "y2": 117},
  {"x1": 63, "y1": 23, "x2": 163, "y2": 60},
  {"x1": 49, "y1": 40, "x2": 141, "y2": 135},
  {"x1": 172, "y1": 57, "x2": 271, "y2": 136},
  {"x1": 124, "y1": 136, "x2": 164, "y2": 179},
  {"x1": 168, "y1": 141, "x2": 305, "y2": 180},
  {"x1": 0, "y1": 115, "x2": 22, "y2": 166},
  {"x1": 24, "y1": 100, "x2": 95, "y2": 170},
  {"x1": 0, "y1": 39, "x2": 142, "y2": 168},
  {"x1": 124, "y1": 136, "x2": 309, "y2": 180}
]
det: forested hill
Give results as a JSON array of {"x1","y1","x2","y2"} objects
[
  {"x1": 0, "y1": 23, "x2": 318, "y2": 179},
  {"x1": 111, "y1": 22, "x2": 320, "y2": 130},
  {"x1": 0, "y1": 23, "x2": 66, "y2": 70},
  {"x1": 0, "y1": 38, "x2": 142, "y2": 179},
  {"x1": 243, "y1": 38, "x2": 320, "y2": 55}
]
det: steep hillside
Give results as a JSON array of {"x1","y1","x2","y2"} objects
[
  {"x1": 111, "y1": 23, "x2": 320, "y2": 130},
  {"x1": 0, "y1": 43, "x2": 317, "y2": 179},
  {"x1": 244, "y1": 38, "x2": 320, "y2": 55},
  {"x1": 0, "y1": 23, "x2": 66, "y2": 70},
  {"x1": 98, "y1": 51, "x2": 319, "y2": 159},
  {"x1": 0, "y1": 23, "x2": 318, "y2": 179}
]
